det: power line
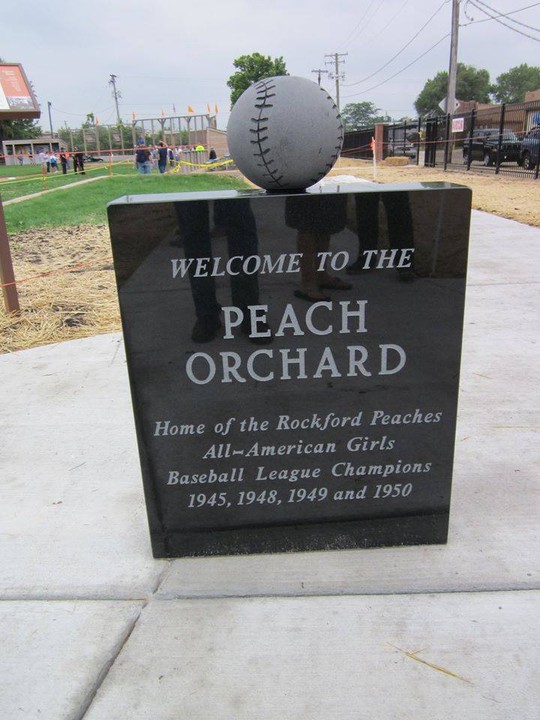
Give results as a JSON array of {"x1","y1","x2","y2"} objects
[
  {"x1": 467, "y1": 0, "x2": 540, "y2": 40},
  {"x1": 347, "y1": 0, "x2": 411, "y2": 52},
  {"x1": 462, "y1": 1, "x2": 540, "y2": 25},
  {"x1": 341, "y1": 32, "x2": 450, "y2": 100},
  {"x1": 120, "y1": 74, "x2": 191, "y2": 82},
  {"x1": 49, "y1": 107, "x2": 89, "y2": 117},
  {"x1": 470, "y1": 0, "x2": 540, "y2": 31},
  {"x1": 342, "y1": 0, "x2": 381, "y2": 47},
  {"x1": 344, "y1": 0, "x2": 448, "y2": 87}
]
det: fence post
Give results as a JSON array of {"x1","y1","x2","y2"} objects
[
  {"x1": 0, "y1": 195, "x2": 20, "y2": 314},
  {"x1": 416, "y1": 117, "x2": 421, "y2": 166},
  {"x1": 433, "y1": 117, "x2": 439, "y2": 167},
  {"x1": 444, "y1": 114, "x2": 451, "y2": 170},
  {"x1": 495, "y1": 104, "x2": 506, "y2": 175},
  {"x1": 424, "y1": 118, "x2": 433, "y2": 167},
  {"x1": 466, "y1": 110, "x2": 476, "y2": 170}
]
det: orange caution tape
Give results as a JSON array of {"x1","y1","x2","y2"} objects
[{"x1": 0, "y1": 253, "x2": 113, "y2": 288}]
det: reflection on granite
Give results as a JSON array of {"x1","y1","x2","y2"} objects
[{"x1": 108, "y1": 183, "x2": 471, "y2": 557}]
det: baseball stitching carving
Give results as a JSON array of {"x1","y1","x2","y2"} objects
[{"x1": 249, "y1": 79, "x2": 284, "y2": 189}]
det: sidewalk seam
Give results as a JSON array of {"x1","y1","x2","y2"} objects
[
  {"x1": 76, "y1": 600, "x2": 147, "y2": 720},
  {"x1": 152, "y1": 585, "x2": 540, "y2": 601}
]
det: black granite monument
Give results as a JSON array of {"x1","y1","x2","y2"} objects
[{"x1": 107, "y1": 182, "x2": 471, "y2": 557}]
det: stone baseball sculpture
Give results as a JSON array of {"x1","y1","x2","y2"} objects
[{"x1": 227, "y1": 75, "x2": 344, "y2": 191}]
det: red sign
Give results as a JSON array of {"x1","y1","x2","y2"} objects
[{"x1": 0, "y1": 64, "x2": 40, "y2": 120}]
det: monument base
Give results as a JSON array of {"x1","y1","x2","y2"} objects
[
  {"x1": 108, "y1": 182, "x2": 471, "y2": 558},
  {"x1": 156, "y1": 513, "x2": 449, "y2": 558}
]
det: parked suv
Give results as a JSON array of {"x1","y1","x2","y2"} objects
[
  {"x1": 463, "y1": 128, "x2": 521, "y2": 166},
  {"x1": 519, "y1": 126, "x2": 540, "y2": 170}
]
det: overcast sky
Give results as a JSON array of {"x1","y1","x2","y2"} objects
[{"x1": 2, "y1": 0, "x2": 539, "y2": 131}]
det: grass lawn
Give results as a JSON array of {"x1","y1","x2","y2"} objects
[
  {"x1": 1, "y1": 160, "x2": 234, "y2": 202},
  {"x1": 2, "y1": 172, "x2": 247, "y2": 232},
  {"x1": 0, "y1": 161, "x2": 143, "y2": 202},
  {"x1": 0, "y1": 164, "x2": 48, "y2": 177},
  {"x1": 0, "y1": 161, "x2": 133, "y2": 179}
]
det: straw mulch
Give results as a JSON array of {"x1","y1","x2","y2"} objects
[
  {"x1": 1, "y1": 163, "x2": 538, "y2": 353},
  {"x1": 1, "y1": 224, "x2": 119, "y2": 353}
]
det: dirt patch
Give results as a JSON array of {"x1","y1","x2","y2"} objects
[{"x1": 1, "y1": 165, "x2": 538, "y2": 353}]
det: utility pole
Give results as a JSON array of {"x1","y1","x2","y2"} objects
[
  {"x1": 311, "y1": 68, "x2": 328, "y2": 86},
  {"x1": 109, "y1": 74, "x2": 122, "y2": 125},
  {"x1": 446, "y1": 0, "x2": 460, "y2": 115},
  {"x1": 325, "y1": 52, "x2": 348, "y2": 110},
  {"x1": 47, "y1": 101, "x2": 53, "y2": 136},
  {"x1": 109, "y1": 74, "x2": 125, "y2": 155}
]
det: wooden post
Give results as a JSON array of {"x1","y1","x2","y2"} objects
[
  {"x1": 131, "y1": 123, "x2": 136, "y2": 154},
  {"x1": 0, "y1": 196, "x2": 20, "y2": 314},
  {"x1": 119, "y1": 122, "x2": 125, "y2": 157},
  {"x1": 374, "y1": 123, "x2": 385, "y2": 163}
]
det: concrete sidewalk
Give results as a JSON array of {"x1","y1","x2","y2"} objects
[{"x1": 1, "y1": 210, "x2": 539, "y2": 719}]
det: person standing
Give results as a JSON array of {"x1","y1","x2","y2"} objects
[
  {"x1": 135, "y1": 144, "x2": 152, "y2": 174},
  {"x1": 73, "y1": 148, "x2": 85, "y2": 174},
  {"x1": 157, "y1": 141, "x2": 168, "y2": 174},
  {"x1": 59, "y1": 149, "x2": 68, "y2": 175}
]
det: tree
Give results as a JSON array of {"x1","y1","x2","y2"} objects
[
  {"x1": 492, "y1": 64, "x2": 540, "y2": 104},
  {"x1": 227, "y1": 53, "x2": 288, "y2": 108},
  {"x1": 340, "y1": 102, "x2": 389, "y2": 130},
  {"x1": 414, "y1": 63, "x2": 491, "y2": 116},
  {"x1": 0, "y1": 118, "x2": 42, "y2": 140}
]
